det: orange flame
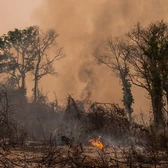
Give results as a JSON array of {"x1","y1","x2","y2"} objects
[{"x1": 88, "y1": 136, "x2": 104, "y2": 149}]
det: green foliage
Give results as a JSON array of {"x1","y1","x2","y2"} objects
[
  {"x1": 122, "y1": 80, "x2": 134, "y2": 113},
  {"x1": 0, "y1": 26, "x2": 40, "y2": 96},
  {"x1": 7, "y1": 26, "x2": 38, "y2": 44},
  {"x1": 128, "y1": 20, "x2": 168, "y2": 126},
  {"x1": 0, "y1": 26, "x2": 39, "y2": 75}
]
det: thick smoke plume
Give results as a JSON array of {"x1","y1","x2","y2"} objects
[{"x1": 34, "y1": 0, "x2": 168, "y2": 118}]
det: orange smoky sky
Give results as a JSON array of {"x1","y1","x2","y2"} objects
[
  {"x1": 1, "y1": 0, "x2": 168, "y2": 120},
  {"x1": 0, "y1": 0, "x2": 43, "y2": 34},
  {"x1": 35, "y1": 0, "x2": 168, "y2": 120}
]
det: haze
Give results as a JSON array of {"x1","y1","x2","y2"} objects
[{"x1": 1, "y1": 0, "x2": 168, "y2": 121}]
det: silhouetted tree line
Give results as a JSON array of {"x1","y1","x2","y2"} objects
[
  {"x1": 94, "y1": 20, "x2": 168, "y2": 128},
  {"x1": 0, "y1": 26, "x2": 65, "y2": 103}
]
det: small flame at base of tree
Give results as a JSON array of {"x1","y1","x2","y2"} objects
[{"x1": 88, "y1": 136, "x2": 104, "y2": 149}]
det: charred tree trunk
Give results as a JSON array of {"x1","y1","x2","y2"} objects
[
  {"x1": 121, "y1": 71, "x2": 134, "y2": 123},
  {"x1": 33, "y1": 64, "x2": 40, "y2": 103},
  {"x1": 20, "y1": 73, "x2": 26, "y2": 97},
  {"x1": 21, "y1": 74, "x2": 25, "y2": 90},
  {"x1": 33, "y1": 40, "x2": 41, "y2": 103},
  {"x1": 20, "y1": 51, "x2": 26, "y2": 97},
  {"x1": 34, "y1": 76, "x2": 38, "y2": 103},
  {"x1": 151, "y1": 95, "x2": 163, "y2": 127},
  {"x1": 150, "y1": 68, "x2": 164, "y2": 127}
]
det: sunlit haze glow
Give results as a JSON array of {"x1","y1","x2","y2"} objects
[{"x1": 1, "y1": 0, "x2": 168, "y2": 122}]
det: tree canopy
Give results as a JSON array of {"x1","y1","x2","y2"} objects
[{"x1": 0, "y1": 26, "x2": 65, "y2": 102}]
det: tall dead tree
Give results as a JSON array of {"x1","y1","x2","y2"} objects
[
  {"x1": 94, "y1": 37, "x2": 134, "y2": 122},
  {"x1": 32, "y1": 27, "x2": 65, "y2": 103}
]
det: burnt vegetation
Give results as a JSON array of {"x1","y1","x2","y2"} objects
[{"x1": 0, "y1": 21, "x2": 168, "y2": 167}]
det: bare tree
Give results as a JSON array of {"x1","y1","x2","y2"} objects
[
  {"x1": 94, "y1": 37, "x2": 134, "y2": 122},
  {"x1": 32, "y1": 27, "x2": 66, "y2": 103}
]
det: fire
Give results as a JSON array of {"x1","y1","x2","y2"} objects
[{"x1": 88, "y1": 136, "x2": 104, "y2": 149}]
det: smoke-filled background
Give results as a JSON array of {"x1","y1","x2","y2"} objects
[{"x1": 1, "y1": 0, "x2": 168, "y2": 121}]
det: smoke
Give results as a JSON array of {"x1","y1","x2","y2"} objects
[{"x1": 34, "y1": 0, "x2": 168, "y2": 117}]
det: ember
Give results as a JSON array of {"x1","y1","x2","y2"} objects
[{"x1": 88, "y1": 136, "x2": 104, "y2": 149}]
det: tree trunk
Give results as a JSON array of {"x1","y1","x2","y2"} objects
[
  {"x1": 33, "y1": 51, "x2": 41, "y2": 103},
  {"x1": 151, "y1": 93, "x2": 163, "y2": 127},
  {"x1": 150, "y1": 62, "x2": 164, "y2": 127},
  {"x1": 20, "y1": 50, "x2": 26, "y2": 96},
  {"x1": 34, "y1": 76, "x2": 38, "y2": 103},
  {"x1": 121, "y1": 76, "x2": 133, "y2": 123},
  {"x1": 21, "y1": 73, "x2": 26, "y2": 96}
]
